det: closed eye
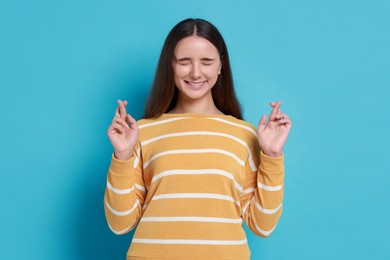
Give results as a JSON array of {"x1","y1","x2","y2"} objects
[
  {"x1": 175, "y1": 57, "x2": 191, "y2": 65},
  {"x1": 174, "y1": 57, "x2": 217, "y2": 66},
  {"x1": 201, "y1": 58, "x2": 215, "y2": 65}
]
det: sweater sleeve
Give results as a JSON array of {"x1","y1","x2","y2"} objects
[
  {"x1": 241, "y1": 150, "x2": 284, "y2": 237},
  {"x1": 104, "y1": 141, "x2": 147, "y2": 235}
]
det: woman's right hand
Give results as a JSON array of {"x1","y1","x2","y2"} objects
[{"x1": 107, "y1": 100, "x2": 139, "y2": 160}]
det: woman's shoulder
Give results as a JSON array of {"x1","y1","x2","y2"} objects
[
  {"x1": 223, "y1": 116, "x2": 258, "y2": 140},
  {"x1": 136, "y1": 117, "x2": 161, "y2": 126},
  {"x1": 222, "y1": 115, "x2": 257, "y2": 131}
]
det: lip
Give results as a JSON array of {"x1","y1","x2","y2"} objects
[{"x1": 184, "y1": 80, "x2": 207, "y2": 89}]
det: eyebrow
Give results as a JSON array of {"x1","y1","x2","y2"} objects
[
  {"x1": 201, "y1": 58, "x2": 215, "y2": 62},
  {"x1": 175, "y1": 57, "x2": 216, "y2": 62}
]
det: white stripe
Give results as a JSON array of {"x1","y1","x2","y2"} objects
[
  {"x1": 141, "y1": 131, "x2": 257, "y2": 172},
  {"x1": 207, "y1": 117, "x2": 257, "y2": 137},
  {"x1": 242, "y1": 187, "x2": 255, "y2": 196},
  {"x1": 141, "y1": 216, "x2": 242, "y2": 224},
  {"x1": 242, "y1": 200, "x2": 251, "y2": 216},
  {"x1": 105, "y1": 199, "x2": 139, "y2": 216},
  {"x1": 135, "y1": 184, "x2": 146, "y2": 192},
  {"x1": 107, "y1": 222, "x2": 133, "y2": 235},
  {"x1": 253, "y1": 197, "x2": 282, "y2": 214},
  {"x1": 248, "y1": 211, "x2": 278, "y2": 237},
  {"x1": 152, "y1": 193, "x2": 240, "y2": 206},
  {"x1": 133, "y1": 147, "x2": 141, "y2": 168},
  {"x1": 258, "y1": 182, "x2": 283, "y2": 191},
  {"x1": 138, "y1": 117, "x2": 189, "y2": 129},
  {"x1": 242, "y1": 183, "x2": 283, "y2": 196},
  {"x1": 132, "y1": 238, "x2": 247, "y2": 245},
  {"x1": 143, "y1": 149, "x2": 245, "y2": 169},
  {"x1": 152, "y1": 169, "x2": 243, "y2": 192},
  {"x1": 255, "y1": 223, "x2": 277, "y2": 237},
  {"x1": 106, "y1": 182, "x2": 134, "y2": 195}
]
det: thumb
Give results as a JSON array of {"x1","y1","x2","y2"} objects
[{"x1": 258, "y1": 114, "x2": 267, "y2": 131}]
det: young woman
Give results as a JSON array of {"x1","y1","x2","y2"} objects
[{"x1": 104, "y1": 18, "x2": 292, "y2": 259}]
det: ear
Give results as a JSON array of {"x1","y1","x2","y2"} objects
[{"x1": 218, "y1": 64, "x2": 222, "y2": 75}]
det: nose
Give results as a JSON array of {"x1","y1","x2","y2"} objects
[{"x1": 190, "y1": 62, "x2": 201, "y2": 78}]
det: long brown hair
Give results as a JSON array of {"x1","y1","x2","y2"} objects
[{"x1": 143, "y1": 18, "x2": 243, "y2": 119}]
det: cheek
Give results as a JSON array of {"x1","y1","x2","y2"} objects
[
  {"x1": 173, "y1": 65, "x2": 190, "y2": 78},
  {"x1": 204, "y1": 66, "x2": 221, "y2": 79}
]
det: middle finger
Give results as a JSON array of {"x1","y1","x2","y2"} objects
[
  {"x1": 118, "y1": 100, "x2": 127, "y2": 119},
  {"x1": 269, "y1": 101, "x2": 281, "y2": 120}
]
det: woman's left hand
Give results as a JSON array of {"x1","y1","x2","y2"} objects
[{"x1": 257, "y1": 101, "x2": 292, "y2": 157}]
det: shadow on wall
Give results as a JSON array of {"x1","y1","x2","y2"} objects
[
  {"x1": 72, "y1": 62, "x2": 150, "y2": 259},
  {"x1": 75, "y1": 161, "x2": 136, "y2": 259}
]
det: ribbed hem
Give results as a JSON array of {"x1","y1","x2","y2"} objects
[
  {"x1": 109, "y1": 153, "x2": 136, "y2": 175},
  {"x1": 259, "y1": 151, "x2": 284, "y2": 173}
]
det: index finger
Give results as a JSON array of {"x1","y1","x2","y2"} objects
[
  {"x1": 269, "y1": 100, "x2": 282, "y2": 120},
  {"x1": 117, "y1": 100, "x2": 128, "y2": 119}
]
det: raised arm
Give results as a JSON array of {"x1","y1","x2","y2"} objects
[
  {"x1": 241, "y1": 151, "x2": 284, "y2": 237},
  {"x1": 241, "y1": 101, "x2": 292, "y2": 237},
  {"x1": 104, "y1": 100, "x2": 146, "y2": 235}
]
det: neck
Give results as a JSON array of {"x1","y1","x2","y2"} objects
[{"x1": 169, "y1": 95, "x2": 223, "y2": 115}]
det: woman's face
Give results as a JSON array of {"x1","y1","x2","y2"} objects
[{"x1": 173, "y1": 35, "x2": 222, "y2": 103}]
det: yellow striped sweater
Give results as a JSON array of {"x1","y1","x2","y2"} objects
[{"x1": 104, "y1": 113, "x2": 284, "y2": 259}]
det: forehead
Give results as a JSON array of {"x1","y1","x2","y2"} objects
[{"x1": 174, "y1": 36, "x2": 219, "y2": 57}]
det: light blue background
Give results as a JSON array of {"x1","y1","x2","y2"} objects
[{"x1": 1, "y1": 0, "x2": 389, "y2": 259}]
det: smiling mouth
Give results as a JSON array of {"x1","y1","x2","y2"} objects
[{"x1": 185, "y1": 80, "x2": 207, "y2": 88}]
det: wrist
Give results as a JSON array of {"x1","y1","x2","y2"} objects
[
  {"x1": 262, "y1": 150, "x2": 282, "y2": 157},
  {"x1": 114, "y1": 150, "x2": 134, "y2": 161}
]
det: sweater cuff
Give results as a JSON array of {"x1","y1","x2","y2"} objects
[
  {"x1": 259, "y1": 151, "x2": 284, "y2": 173},
  {"x1": 109, "y1": 153, "x2": 135, "y2": 175}
]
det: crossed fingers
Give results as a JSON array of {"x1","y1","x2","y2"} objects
[
  {"x1": 112, "y1": 100, "x2": 132, "y2": 133},
  {"x1": 269, "y1": 101, "x2": 291, "y2": 126}
]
